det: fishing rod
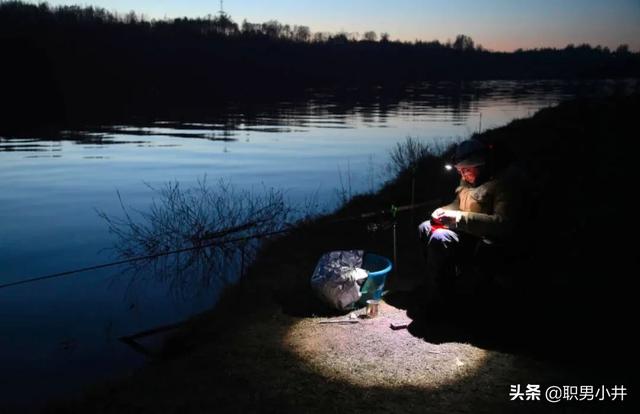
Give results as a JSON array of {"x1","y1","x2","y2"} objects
[
  {"x1": 0, "y1": 198, "x2": 441, "y2": 290},
  {"x1": 329, "y1": 199, "x2": 442, "y2": 276},
  {"x1": 0, "y1": 228, "x2": 290, "y2": 290},
  {"x1": 325, "y1": 199, "x2": 440, "y2": 222}
]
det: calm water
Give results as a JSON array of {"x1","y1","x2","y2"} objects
[{"x1": 0, "y1": 79, "x2": 636, "y2": 409}]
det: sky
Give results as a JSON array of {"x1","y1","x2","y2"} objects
[{"x1": 24, "y1": 0, "x2": 640, "y2": 51}]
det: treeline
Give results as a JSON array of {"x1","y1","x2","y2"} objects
[{"x1": 1, "y1": 1, "x2": 639, "y2": 131}]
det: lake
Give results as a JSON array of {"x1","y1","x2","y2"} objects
[{"x1": 0, "y1": 79, "x2": 636, "y2": 410}]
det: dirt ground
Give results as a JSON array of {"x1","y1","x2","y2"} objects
[
  {"x1": 48, "y1": 222, "x2": 622, "y2": 413},
  {"x1": 51, "y1": 292, "x2": 611, "y2": 413}
]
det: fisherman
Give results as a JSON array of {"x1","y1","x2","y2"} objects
[{"x1": 416, "y1": 138, "x2": 527, "y2": 318}]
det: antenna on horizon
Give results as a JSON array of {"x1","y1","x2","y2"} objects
[{"x1": 219, "y1": 0, "x2": 225, "y2": 16}]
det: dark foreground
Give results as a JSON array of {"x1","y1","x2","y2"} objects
[{"x1": 44, "y1": 94, "x2": 637, "y2": 413}]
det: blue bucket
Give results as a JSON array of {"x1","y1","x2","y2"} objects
[{"x1": 358, "y1": 253, "x2": 393, "y2": 304}]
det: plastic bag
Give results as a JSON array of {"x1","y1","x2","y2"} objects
[{"x1": 310, "y1": 250, "x2": 367, "y2": 311}]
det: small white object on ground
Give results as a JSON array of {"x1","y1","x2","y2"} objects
[{"x1": 389, "y1": 321, "x2": 410, "y2": 330}]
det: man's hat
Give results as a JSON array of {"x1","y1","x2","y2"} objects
[{"x1": 453, "y1": 139, "x2": 488, "y2": 167}]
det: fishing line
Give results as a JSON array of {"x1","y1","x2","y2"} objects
[
  {"x1": 0, "y1": 228, "x2": 290, "y2": 290},
  {"x1": 0, "y1": 199, "x2": 440, "y2": 290}
]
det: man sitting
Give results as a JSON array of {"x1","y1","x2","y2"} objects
[{"x1": 416, "y1": 138, "x2": 527, "y2": 319}]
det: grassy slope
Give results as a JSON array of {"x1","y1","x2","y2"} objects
[{"x1": 47, "y1": 93, "x2": 638, "y2": 413}]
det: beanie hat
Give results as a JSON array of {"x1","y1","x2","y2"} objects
[{"x1": 453, "y1": 139, "x2": 488, "y2": 167}]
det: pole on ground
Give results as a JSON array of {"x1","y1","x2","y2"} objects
[{"x1": 391, "y1": 205, "x2": 398, "y2": 276}]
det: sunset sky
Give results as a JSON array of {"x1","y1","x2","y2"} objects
[{"x1": 25, "y1": 0, "x2": 640, "y2": 51}]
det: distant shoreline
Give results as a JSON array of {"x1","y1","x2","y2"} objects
[{"x1": 2, "y1": 1, "x2": 639, "y2": 133}]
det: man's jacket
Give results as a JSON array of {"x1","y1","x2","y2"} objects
[{"x1": 440, "y1": 165, "x2": 527, "y2": 240}]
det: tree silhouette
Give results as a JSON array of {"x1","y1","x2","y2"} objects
[
  {"x1": 292, "y1": 25, "x2": 311, "y2": 42},
  {"x1": 453, "y1": 34, "x2": 475, "y2": 51},
  {"x1": 0, "y1": 1, "x2": 638, "y2": 133},
  {"x1": 616, "y1": 44, "x2": 630, "y2": 54},
  {"x1": 213, "y1": 14, "x2": 239, "y2": 35},
  {"x1": 363, "y1": 31, "x2": 377, "y2": 42}
]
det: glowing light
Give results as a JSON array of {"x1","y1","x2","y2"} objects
[{"x1": 283, "y1": 302, "x2": 489, "y2": 388}]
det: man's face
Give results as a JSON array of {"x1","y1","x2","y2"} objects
[{"x1": 456, "y1": 165, "x2": 480, "y2": 185}]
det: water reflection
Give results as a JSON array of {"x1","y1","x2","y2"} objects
[
  {"x1": 0, "y1": 138, "x2": 62, "y2": 152},
  {"x1": 5, "y1": 79, "x2": 634, "y2": 153}
]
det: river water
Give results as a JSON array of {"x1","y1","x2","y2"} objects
[{"x1": 0, "y1": 79, "x2": 636, "y2": 409}]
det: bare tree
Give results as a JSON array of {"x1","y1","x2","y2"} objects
[
  {"x1": 616, "y1": 44, "x2": 630, "y2": 54},
  {"x1": 363, "y1": 31, "x2": 377, "y2": 42},
  {"x1": 98, "y1": 179, "x2": 291, "y2": 297},
  {"x1": 387, "y1": 136, "x2": 447, "y2": 176},
  {"x1": 293, "y1": 25, "x2": 311, "y2": 42},
  {"x1": 212, "y1": 14, "x2": 238, "y2": 35},
  {"x1": 262, "y1": 20, "x2": 283, "y2": 38},
  {"x1": 313, "y1": 32, "x2": 329, "y2": 42},
  {"x1": 241, "y1": 19, "x2": 260, "y2": 34},
  {"x1": 453, "y1": 34, "x2": 475, "y2": 51},
  {"x1": 125, "y1": 10, "x2": 137, "y2": 24}
]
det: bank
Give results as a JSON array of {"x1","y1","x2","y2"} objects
[{"x1": 47, "y1": 93, "x2": 637, "y2": 413}]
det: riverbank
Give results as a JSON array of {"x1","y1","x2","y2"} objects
[{"x1": 47, "y1": 93, "x2": 637, "y2": 413}]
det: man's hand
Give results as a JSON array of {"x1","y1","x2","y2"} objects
[
  {"x1": 430, "y1": 208, "x2": 445, "y2": 225},
  {"x1": 431, "y1": 208, "x2": 446, "y2": 220},
  {"x1": 431, "y1": 209, "x2": 462, "y2": 228}
]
